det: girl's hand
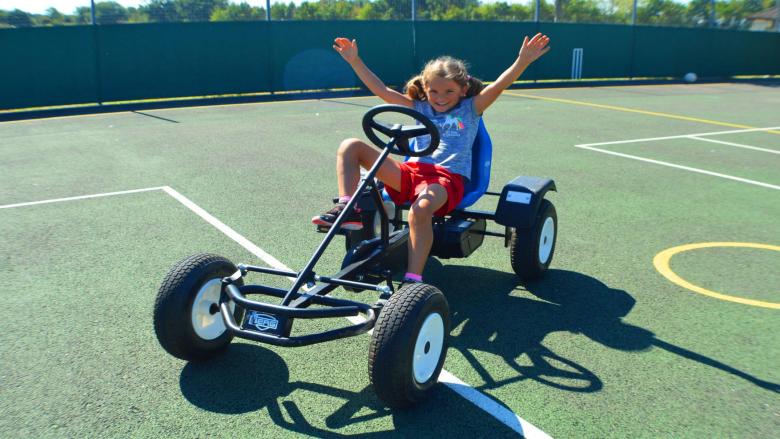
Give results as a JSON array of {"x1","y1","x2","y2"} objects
[
  {"x1": 333, "y1": 37, "x2": 359, "y2": 64},
  {"x1": 518, "y1": 33, "x2": 550, "y2": 65}
]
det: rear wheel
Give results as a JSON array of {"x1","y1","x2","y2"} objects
[
  {"x1": 368, "y1": 283, "x2": 450, "y2": 408},
  {"x1": 153, "y1": 253, "x2": 243, "y2": 361},
  {"x1": 510, "y1": 199, "x2": 557, "y2": 280}
]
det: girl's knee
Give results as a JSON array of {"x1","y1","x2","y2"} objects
[
  {"x1": 408, "y1": 203, "x2": 435, "y2": 224},
  {"x1": 338, "y1": 138, "x2": 364, "y2": 155}
]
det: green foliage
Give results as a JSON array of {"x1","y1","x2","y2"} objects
[
  {"x1": 211, "y1": 2, "x2": 266, "y2": 21},
  {"x1": 637, "y1": 0, "x2": 688, "y2": 26},
  {"x1": 0, "y1": 0, "x2": 775, "y2": 28},
  {"x1": 6, "y1": 9, "x2": 32, "y2": 27}
]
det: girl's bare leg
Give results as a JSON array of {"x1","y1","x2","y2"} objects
[
  {"x1": 337, "y1": 138, "x2": 402, "y2": 196},
  {"x1": 407, "y1": 184, "x2": 448, "y2": 276}
]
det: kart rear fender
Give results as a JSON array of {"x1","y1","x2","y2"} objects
[{"x1": 494, "y1": 176, "x2": 556, "y2": 229}]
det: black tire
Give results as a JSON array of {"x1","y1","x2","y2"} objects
[
  {"x1": 368, "y1": 283, "x2": 450, "y2": 408},
  {"x1": 153, "y1": 253, "x2": 244, "y2": 362},
  {"x1": 510, "y1": 199, "x2": 557, "y2": 281}
]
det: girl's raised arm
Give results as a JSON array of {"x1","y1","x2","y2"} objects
[
  {"x1": 333, "y1": 38, "x2": 414, "y2": 108},
  {"x1": 473, "y1": 33, "x2": 550, "y2": 115}
]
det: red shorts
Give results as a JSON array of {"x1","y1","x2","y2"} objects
[{"x1": 385, "y1": 162, "x2": 465, "y2": 217}]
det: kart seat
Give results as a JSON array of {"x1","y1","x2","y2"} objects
[{"x1": 457, "y1": 118, "x2": 492, "y2": 209}]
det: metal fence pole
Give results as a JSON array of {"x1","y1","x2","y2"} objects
[
  {"x1": 776, "y1": 0, "x2": 780, "y2": 32},
  {"x1": 266, "y1": 0, "x2": 271, "y2": 20},
  {"x1": 412, "y1": 0, "x2": 418, "y2": 71},
  {"x1": 90, "y1": 0, "x2": 96, "y2": 25},
  {"x1": 535, "y1": 0, "x2": 540, "y2": 22},
  {"x1": 632, "y1": 0, "x2": 637, "y2": 25},
  {"x1": 709, "y1": 0, "x2": 716, "y2": 27}
]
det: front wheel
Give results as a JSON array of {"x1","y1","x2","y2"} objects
[
  {"x1": 510, "y1": 199, "x2": 557, "y2": 280},
  {"x1": 153, "y1": 253, "x2": 244, "y2": 361},
  {"x1": 368, "y1": 283, "x2": 450, "y2": 408}
]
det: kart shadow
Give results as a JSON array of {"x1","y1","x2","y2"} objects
[
  {"x1": 179, "y1": 344, "x2": 522, "y2": 436},
  {"x1": 425, "y1": 261, "x2": 780, "y2": 394},
  {"x1": 179, "y1": 343, "x2": 291, "y2": 414}
]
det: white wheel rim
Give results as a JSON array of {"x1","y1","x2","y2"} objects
[
  {"x1": 538, "y1": 217, "x2": 555, "y2": 264},
  {"x1": 191, "y1": 278, "x2": 234, "y2": 340},
  {"x1": 413, "y1": 312, "x2": 445, "y2": 384}
]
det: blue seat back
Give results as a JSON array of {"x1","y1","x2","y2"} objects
[{"x1": 457, "y1": 118, "x2": 492, "y2": 209}]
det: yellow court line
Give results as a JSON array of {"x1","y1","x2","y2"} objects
[
  {"x1": 653, "y1": 242, "x2": 780, "y2": 309},
  {"x1": 505, "y1": 91, "x2": 780, "y2": 135}
]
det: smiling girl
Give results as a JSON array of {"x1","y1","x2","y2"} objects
[{"x1": 313, "y1": 34, "x2": 550, "y2": 284}]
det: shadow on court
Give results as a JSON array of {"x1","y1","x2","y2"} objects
[
  {"x1": 425, "y1": 263, "x2": 780, "y2": 394},
  {"x1": 179, "y1": 344, "x2": 520, "y2": 437}
]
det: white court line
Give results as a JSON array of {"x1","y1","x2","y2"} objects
[
  {"x1": 576, "y1": 126, "x2": 780, "y2": 148},
  {"x1": 161, "y1": 186, "x2": 289, "y2": 271},
  {"x1": 0, "y1": 186, "x2": 165, "y2": 209},
  {"x1": 1, "y1": 186, "x2": 549, "y2": 438},
  {"x1": 689, "y1": 136, "x2": 780, "y2": 155},
  {"x1": 574, "y1": 145, "x2": 780, "y2": 191}
]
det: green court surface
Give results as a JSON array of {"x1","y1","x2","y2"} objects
[{"x1": 1, "y1": 82, "x2": 779, "y2": 438}]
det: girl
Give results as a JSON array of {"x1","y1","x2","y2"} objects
[{"x1": 313, "y1": 33, "x2": 550, "y2": 284}]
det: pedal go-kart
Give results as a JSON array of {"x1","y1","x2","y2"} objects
[{"x1": 153, "y1": 105, "x2": 557, "y2": 408}]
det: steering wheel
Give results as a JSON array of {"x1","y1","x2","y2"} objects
[{"x1": 362, "y1": 105, "x2": 440, "y2": 157}]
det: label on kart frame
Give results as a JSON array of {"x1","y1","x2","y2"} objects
[
  {"x1": 506, "y1": 191, "x2": 532, "y2": 204},
  {"x1": 243, "y1": 311, "x2": 279, "y2": 332}
]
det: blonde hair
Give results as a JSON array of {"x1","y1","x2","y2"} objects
[{"x1": 404, "y1": 56, "x2": 485, "y2": 101}]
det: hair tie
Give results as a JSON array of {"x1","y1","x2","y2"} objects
[{"x1": 466, "y1": 75, "x2": 472, "y2": 81}]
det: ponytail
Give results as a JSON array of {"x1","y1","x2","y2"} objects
[
  {"x1": 465, "y1": 76, "x2": 485, "y2": 98},
  {"x1": 404, "y1": 75, "x2": 427, "y2": 101}
]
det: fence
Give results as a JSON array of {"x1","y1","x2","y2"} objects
[{"x1": 2, "y1": 20, "x2": 779, "y2": 110}]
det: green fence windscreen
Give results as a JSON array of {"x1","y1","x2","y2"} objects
[
  {"x1": 97, "y1": 22, "x2": 273, "y2": 102},
  {"x1": 415, "y1": 21, "x2": 539, "y2": 81},
  {"x1": 0, "y1": 26, "x2": 98, "y2": 109},
  {"x1": 271, "y1": 21, "x2": 414, "y2": 92},
  {"x1": 2, "y1": 21, "x2": 779, "y2": 111}
]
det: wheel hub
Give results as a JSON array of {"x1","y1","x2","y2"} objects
[
  {"x1": 191, "y1": 278, "x2": 234, "y2": 340},
  {"x1": 413, "y1": 313, "x2": 445, "y2": 383},
  {"x1": 538, "y1": 217, "x2": 555, "y2": 264}
]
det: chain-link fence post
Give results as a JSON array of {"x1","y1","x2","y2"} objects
[{"x1": 776, "y1": 0, "x2": 780, "y2": 32}]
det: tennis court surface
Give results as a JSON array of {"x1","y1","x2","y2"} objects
[{"x1": 1, "y1": 81, "x2": 778, "y2": 438}]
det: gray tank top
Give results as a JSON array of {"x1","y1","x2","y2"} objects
[{"x1": 409, "y1": 97, "x2": 480, "y2": 181}]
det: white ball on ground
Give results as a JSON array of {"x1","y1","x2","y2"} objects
[{"x1": 684, "y1": 72, "x2": 697, "y2": 83}]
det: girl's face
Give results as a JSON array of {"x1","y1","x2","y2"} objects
[{"x1": 424, "y1": 76, "x2": 468, "y2": 112}]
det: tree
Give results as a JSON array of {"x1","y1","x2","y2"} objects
[
  {"x1": 127, "y1": 7, "x2": 150, "y2": 23},
  {"x1": 175, "y1": 0, "x2": 229, "y2": 21},
  {"x1": 142, "y1": 0, "x2": 181, "y2": 22},
  {"x1": 686, "y1": 0, "x2": 712, "y2": 26},
  {"x1": 270, "y1": 2, "x2": 297, "y2": 20},
  {"x1": 637, "y1": 0, "x2": 687, "y2": 26},
  {"x1": 211, "y1": 2, "x2": 265, "y2": 21},
  {"x1": 95, "y1": 1, "x2": 129, "y2": 24},
  {"x1": 6, "y1": 9, "x2": 33, "y2": 27},
  {"x1": 45, "y1": 7, "x2": 68, "y2": 25}
]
